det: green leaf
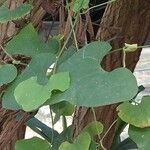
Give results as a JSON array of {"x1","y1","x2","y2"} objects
[
  {"x1": 82, "y1": 121, "x2": 103, "y2": 137},
  {"x1": 0, "y1": 4, "x2": 32, "y2": 23},
  {"x1": 48, "y1": 41, "x2": 138, "y2": 107},
  {"x1": 129, "y1": 125, "x2": 150, "y2": 150},
  {"x1": 5, "y1": 23, "x2": 60, "y2": 57},
  {"x1": 51, "y1": 101, "x2": 75, "y2": 116},
  {"x1": 14, "y1": 72, "x2": 70, "y2": 111},
  {"x1": 117, "y1": 96, "x2": 150, "y2": 128},
  {"x1": 0, "y1": 64, "x2": 17, "y2": 86},
  {"x1": 73, "y1": 0, "x2": 89, "y2": 12},
  {"x1": 15, "y1": 137, "x2": 51, "y2": 150},
  {"x1": 59, "y1": 132, "x2": 91, "y2": 150},
  {"x1": 2, "y1": 53, "x2": 55, "y2": 110}
]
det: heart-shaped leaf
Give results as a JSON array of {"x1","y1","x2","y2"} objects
[
  {"x1": 117, "y1": 96, "x2": 150, "y2": 128},
  {"x1": 14, "y1": 72, "x2": 70, "y2": 112},
  {"x1": 2, "y1": 53, "x2": 55, "y2": 110},
  {"x1": 15, "y1": 137, "x2": 51, "y2": 150},
  {"x1": 59, "y1": 132, "x2": 91, "y2": 150},
  {"x1": 129, "y1": 125, "x2": 150, "y2": 150},
  {"x1": 48, "y1": 41, "x2": 138, "y2": 107},
  {"x1": 5, "y1": 23, "x2": 60, "y2": 57},
  {"x1": 0, "y1": 64, "x2": 17, "y2": 86},
  {"x1": 0, "y1": 4, "x2": 32, "y2": 23}
]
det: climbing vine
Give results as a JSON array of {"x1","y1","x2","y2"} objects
[{"x1": 0, "y1": 0, "x2": 150, "y2": 150}]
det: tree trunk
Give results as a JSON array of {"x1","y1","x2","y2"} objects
[
  {"x1": 0, "y1": 1, "x2": 46, "y2": 149},
  {"x1": 73, "y1": 0, "x2": 150, "y2": 149}
]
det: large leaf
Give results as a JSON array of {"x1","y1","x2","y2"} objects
[
  {"x1": 117, "y1": 96, "x2": 150, "y2": 128},
  {"x1": 82, "y1": 121, "x2": 103, "y2": 137},
  {"x1": 2, "y1": 53, "x2": 55, "y2": 110},
  {"x1": 15, "y1": 137, "x2": 51, "y2": 150},
  {"x1": 129, "y1": 125, "x2": 150, "y2": 150},
  {"x1": 5, "y1": 23, "x2": 60, "y2": 57},
  {"x1": 14, "y1": 72, "x2": 70, "y2": 111},
  {"x1": 0, "y1": 4, "x2": 32, "y2": 23},
  {"x1": 48, "y1": 41, "x2": 138, "y2": 107},
  {"x1": 0, "y1": 64, "x2": 17, "y2": 86},
  {"x1": 59, "y1": 132, "x2": 91, "y2": 150}
]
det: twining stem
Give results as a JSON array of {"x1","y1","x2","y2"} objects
[
  {"x1": 52, "y1": 13, "x2": 79, "y2": 74},
  {"x1": 0, "y1": 44, "x2": 28, "y2": 66},
  {"x1": 91, "y1": 107, "x2": 107, "y2": 150}
]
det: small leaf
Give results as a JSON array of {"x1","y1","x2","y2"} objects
[
  {"x1": 48, "y1": 41, "x2": 138, "y2": 107},
  {"x1": 14, "y1": 72, "x2": 70, "y2": 111},
  {"x1": 82, "y1": 121, "x2": 103, "y2": 137},
  {"x1": 15, "y1": 137, "x2": 51, "y2": 150},
  {"x1": 129, "y1": 125, "x2": 150, "y2": 150},
  {"x1": 0, "y1": 64, "x2": 17, "y2": 86},
  {"x1": 59, "y1": 132, "x2": 91, "y2": 150},
  {"x1": 0, "y1": 4, "x2": 32, "y2": 23},
  {"x1": 73, "y1": 0, "x2": 89, "y2": 12},
  {"x1": 51, "y1": 101, "x2": 75, "y2": 116},
  {"x1": 117, "y1": 96, "x2": 150, "y2": 128}
]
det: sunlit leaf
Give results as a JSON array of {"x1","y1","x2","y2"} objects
[
  {"x1": 14, "y1": 72, "x2": 70, "y2": 111},
  {"x1": 15, "y1": 137, "x2": 51, "y2": 150},
  {"x1": 59, "y1": 132, "x2": 91, "y2": 150},
  {"x1": 117, "y1": 96, "x2": 150, "y2": 128}
]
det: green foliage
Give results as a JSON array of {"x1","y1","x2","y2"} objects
[
  {"x1": 82, "y1": 121, "x2": 103, "y2": 137},
  {"x1": 73, "y1": 0, "x2": 89, "y2": 12},
  {"x1": 15, "y1": 137, "x2": 51, "y2": 150},
  {"x1": 0, "y1": 64, "x2": 17, "y2": 86},
  {"x1": 0, "y1": 2, "x2": 146, "y2": 148},
  {"x1": 129, "y1": 125, "x2": 150, "y2": 150},
  {"x1": 59, "y1": 132, "x2": 91, "y2": 150},
  {"x1": 14, "y1": 72, "x2": 70, "y2": 111},
  {"x1": 0, "y1": 4, "x2": 32, "y2": 23},
  {"x1": 2, "y1": 23, "x2": 60, "y2": 110},
  {"x1": 2, "y1": 53, "x2": 55, "y2": 110},
  {"x1": 117, "y1": 96, "x2": 150, "y2": 128},
  {"x1": 51, "y1": 101, "x2": 74, "y2": 116},
  {"x1": 48, "y1": 41, "x2": 138, "y2": 107},
  {"x1": 5, "y1": 23, "x2": 60, "y2": 57}
]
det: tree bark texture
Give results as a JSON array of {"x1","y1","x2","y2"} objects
[
  {"x1": 0, "y1": 1, "x2": 46, "y2": 149},
  {"x1": 73, "y1": 0, "x2": 150, "y2": 149}
]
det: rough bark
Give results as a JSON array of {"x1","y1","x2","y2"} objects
[
  {"x1": 0, "y1": 1, "x2": 46, "y2": 149},
  {"x1": 73, "y1": 0, "x2": 150, "y2": 149}
]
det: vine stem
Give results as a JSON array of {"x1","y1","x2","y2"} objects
[
  {"x1": 91, "y1": 108, "x2": 107, "y2": 150},
  {"x1": 81, "y1": 0, "x2": 116, "y2": 14},
  {"x1": 52, "y1": 13, "x2": 79, "y2": 74},
  {"x1": 49, "y1": 106, "x2": 54, "y2": 143},
  {"x1": 0, "y1": 44, "x2": 28, "y2": 66}
]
